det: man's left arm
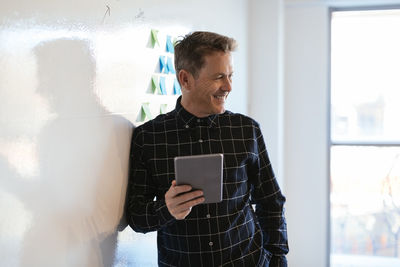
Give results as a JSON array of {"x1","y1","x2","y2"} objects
[{"x1": 249, "y1": 124, "x2": 289, "y2": 266}]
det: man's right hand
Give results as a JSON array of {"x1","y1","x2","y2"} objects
[{"x1": 165, "y1": 180, "x2": 205, "y2": 220}]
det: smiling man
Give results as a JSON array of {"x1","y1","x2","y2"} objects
[{"x1": 127, "y1": 31, "x2": 289, "y2": 266}]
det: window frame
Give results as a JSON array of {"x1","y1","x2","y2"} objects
[{"x1": 328, "y1": 5, "x2": 400, "y2": 266}]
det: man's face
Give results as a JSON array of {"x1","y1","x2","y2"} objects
[{"x1": 185, "y1": 51, "x2": 233, "y2": 117}]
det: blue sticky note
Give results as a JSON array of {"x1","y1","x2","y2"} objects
[
  {"x1": 159, "y1": 55, "x2": 166, "y2": 73},
  {"x1": 173, "y1": 79, "x2": 181, "y2": 95},
  {"x1": 159, "y1": 76, "x2": 167, "y2": 95},
  {"x1": 166, "y1": 57, "x2": 175, "y2": 74},
  {"x1": 166, "y1": 35, "x2": 174, "y2": 53}
]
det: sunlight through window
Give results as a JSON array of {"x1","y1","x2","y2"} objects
[{"x1": 331, "y1": 8, "x2": 400, "y2": 267}]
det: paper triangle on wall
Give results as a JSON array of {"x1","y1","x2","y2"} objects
[
  {"x1": 160, "y1": 104, "x2": 168, "y2": 114},
  {"x1": 159, "y1": 76, "x2": 167, "y2": 95},
  {"x1": 166, "y1": 57, "x2": 175, "y2": 74},
  {"x1": 166, "y1": 35, "x2": 174, "y2": 53},
  {"x1": 173, "y1": 78, "x2": 181, "y2": 95},
  {"x1": 151, "y1": 29, "x2": 160, "y2": 48},
  {"x1": 151, "y1": 75, "x2": 162, "y2": 94},
  {"x1": 140, "y1": 103, "x2": 152, "y2": 121},
  {"x1": 159, "y1": 55, "x2": 166, "y2": 73}
]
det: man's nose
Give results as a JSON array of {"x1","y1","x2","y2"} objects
[{"x1": 222, "y1": 76, "x2": 232, "y2": 92}]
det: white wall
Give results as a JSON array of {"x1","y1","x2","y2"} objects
[
  {"x1": 248, "y1": 0, "x2": 285, "y2": 187},
  {"x1": 249, "y1": 1, "x2": 329, "y2": 266},
  {"x1": 0, "y1": 1, "x2": 247, "y2": 266},
  {"x1": 284, "y1": 3, "x2": 330, "y2": 266}
]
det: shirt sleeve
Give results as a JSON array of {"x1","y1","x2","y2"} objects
[
  {"x1": 249, "y1": 123, "x2": 289, "y2": 266},
  {"x1": 126, "y1": 128, "x2": 175, "y2": 233}
]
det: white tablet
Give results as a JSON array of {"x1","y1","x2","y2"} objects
[{"x1": 174, "y1": 153, "x2": 223, "y2": 203}]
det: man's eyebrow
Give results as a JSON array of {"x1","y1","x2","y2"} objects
[{"x1": 214, "y1": 72, "x2": 234, "y2": 77}]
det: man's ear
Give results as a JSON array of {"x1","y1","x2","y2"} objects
[{"x1": 178, "y1": 69, "x2": 193, "y2": 91}]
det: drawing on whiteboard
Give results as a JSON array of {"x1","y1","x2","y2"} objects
[
  {"x1": 102, "y1": 5, "x2": 111, "y2": 24},
  {"x1": 134, "y1": 8, "x2": 145, "y2": 20}
]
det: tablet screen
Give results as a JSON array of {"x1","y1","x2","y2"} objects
[{"x1": 174, "y1": 153, "x2": 223, "y2": 203}]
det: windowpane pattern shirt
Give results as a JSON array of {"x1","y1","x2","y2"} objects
[{"x1": 127, "y1": 98, "x2": 288, "y2": 266}]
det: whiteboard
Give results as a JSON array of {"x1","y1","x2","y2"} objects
[{"x1": 0, "y1": 0, "x2": 247, "y2": 266}]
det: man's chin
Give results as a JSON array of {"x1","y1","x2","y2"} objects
[{"x1": 215, "y1": 107, "x2": 225, "y2": 114}]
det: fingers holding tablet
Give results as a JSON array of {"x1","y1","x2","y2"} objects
[{"x1": 165, "y1": 180, "x2": 205, "y2": 220}]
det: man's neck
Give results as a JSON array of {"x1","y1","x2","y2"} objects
[{"x1": 180, "y1": 97, "x2": 209, "y2": 118}]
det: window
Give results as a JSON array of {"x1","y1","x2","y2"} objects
[{"x1": 330, "y1": 8, "x2": 400, "y2": 267}]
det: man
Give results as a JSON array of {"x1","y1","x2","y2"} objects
[{"x1": 127, "y1": 31, "x2": 288, "y2": 266}]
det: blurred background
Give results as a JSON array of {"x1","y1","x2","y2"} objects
[{"x1": 1, "y1": 0, "x2": 400, "y2": 266}]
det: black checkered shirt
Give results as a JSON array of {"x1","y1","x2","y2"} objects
[{"x1": 127, "y1": 97, "x2": 288, "y2": 266}]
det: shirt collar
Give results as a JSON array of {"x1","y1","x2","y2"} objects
[{"x1": 175, "y1": 96, "x2": 218, "y2": 128}]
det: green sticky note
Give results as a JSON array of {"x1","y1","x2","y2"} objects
[
  {"x1": 151, "y1": 75, "x2": 162, "y2": 94},
  {"x1": 151, "y1": 29, "x2": 159, "y2": 48},
  {"x1": 140, "y1": 108, "x2": 146, "y2": 122},
  {"x1": 142, "y1": 103, "x2": 152, "y2": 120},
  {"x1": 160, "y1": 104, "x2": 168, "y2": 114}
]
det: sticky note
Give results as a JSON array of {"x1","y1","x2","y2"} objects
[
  {"x1": 166, "y1": 35, "x2": 174, "y2": 53},
  {"x1": 173, "y1": 78, "x2": 181, "y2": 95},
  {"x1": 159, "y1": 76, "x2": 167, "y2": 95},
  {"x1": 160, "y1": 104, "x2": 168, "y2": 114},
  {"x1": 166, "y1": 57, "x2": 175, "y2": 74},
  {"x1": 139, "y1": 109, "x2": 146, "y2": 122},
  {"x1": 141, "y1": 103, "x2": 152, "y2": 120},
  {"x1": 151, "y1": 75, "x2": 162, "y2": 94},
  {"x1": 159, "y1": 55, "x2": 166, "y2": 73},
  {"x1": 151, "y1": 29, "x2": 159, "y2": 48}
]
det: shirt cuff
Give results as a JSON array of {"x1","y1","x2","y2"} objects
[
  {"x1": 157, "y1": 201, "x2": 175, "y2": 226},
  {"x1": 270, "y1": 255, "x2": 288, "y2": 267}
]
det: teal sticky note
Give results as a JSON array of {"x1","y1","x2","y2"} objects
[
  {"x1": 159, "y1": 56, "x2": 166, "y2": 73},
  {"x1": 159, "y1": 76, "x2": 167, "y2": 95},
  {"x1": 166, "y1": 35, "x2": 174, "y2": 53},
  {"x1": 173, "y1": 78, "x2": 181, "y2": 95},
  {"x1": 166, "y1": 57, "x2": 175, "y2": 74}
]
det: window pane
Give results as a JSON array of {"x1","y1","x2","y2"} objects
[
  {"x1": 330, "y1": 146, "x2": 400, "y2": 266},
  {"x1": 331, "y1": 10, "x2": 400, "y2": 143}
]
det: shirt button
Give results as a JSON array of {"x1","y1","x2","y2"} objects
[
  {"x1": 206, "y1": 214, "x2": 210, "y2": 218},
  {"x1": 197, "y1": 119, "x2": 201, "y2": 122},
  {"x1": 185, "y1": 125, "x2": 189, "y2": 128},
  {"x1": 209, "y1": 241, "x2": 213, "y2": 247},
  {"x1": 198, "y1": 139, "x2": 203, "y2": 143}
]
